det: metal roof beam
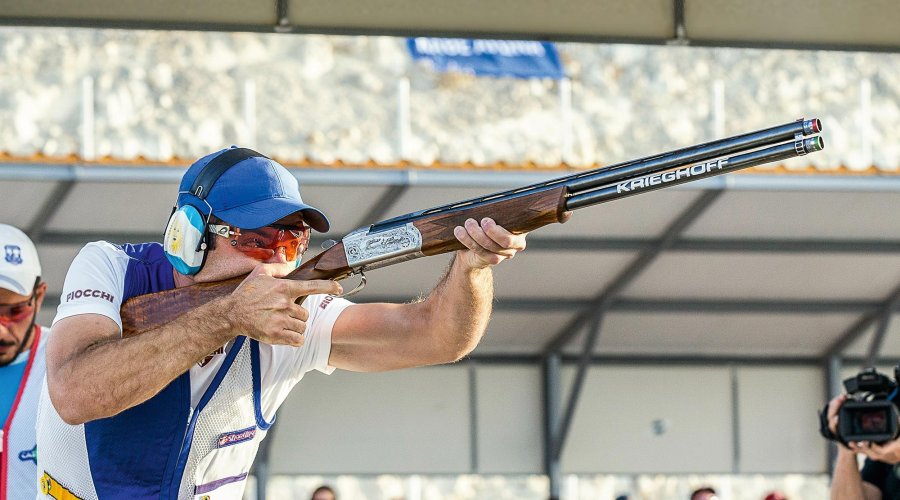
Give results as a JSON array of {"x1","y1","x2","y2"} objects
[
  {"x1": 27, "y1": 180, "x2": 76, "y2": 243},
  {"x1": 541, "y1": 190, "x2": 723, "y2": 355},
  {"x1": 865, "y1": 311, "x2": 896, "y2": 368},
  {"x1": 612, "y1": 298, "x2": 879, "y2": 314},
  {"x1": 527, "y1": 237, "x2": 900, "y2": 254},
  {"x1": 350, "y1": 296, "x2": 881, "y2": 314},
  {"x1": 0, "y1": 17, "x2": 897, "y2": 53},
  {"x1": 39, "y1": 232, "x2": 162, "y2": 245},
  {"x1": 468, "y1": 353, "x2": 825, "y2": 366},
  {"x1": 824, "y1": 283, "x2": 900, "y2": 357},
  {"x1": 5, "y1": 164, "x2": 900, "y2": 192},
  {"x1": 355, "y1": 184, "x2": 409, "y2": 230},
  {"x1": 40, "y1": 294, "x2": 883, "y2": 315}
]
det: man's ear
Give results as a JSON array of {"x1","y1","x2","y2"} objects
[{"x1": 35, "y1": 281, "x2": 49, "y2": 308}]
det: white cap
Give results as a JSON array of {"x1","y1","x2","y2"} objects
[{"x1": 0, "y1": 224, "x2": 41, "y2": 296}]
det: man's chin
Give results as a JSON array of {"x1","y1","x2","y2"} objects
[{"x1": 0, "y1": 349, "x2": 17, "y2": 367}]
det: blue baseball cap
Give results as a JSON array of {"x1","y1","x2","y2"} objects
[{"x1": 177, "y1": 147, "x2": 330, "y2": 232}]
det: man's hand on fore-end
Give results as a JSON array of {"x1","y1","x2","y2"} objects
[
  {"x1": 227, "y1": 264, "x2": 342, "y2": 346},
  {"x1": 453, "y1": 218, "x2": 527, "y2": 270}
]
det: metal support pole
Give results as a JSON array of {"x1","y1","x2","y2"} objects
[
  {"x1": 712, "y1": 80, "x2": 725, "y2": 138},
  {"x1": 553, "y1": 312, "x2": 604, "y2": 459},
  {"x1": 865, "y1": 311, "x2": 895, "y2": 368},
  {"x1": 860, "y1": 79, "x2": 872, "y2": 168},
  {"x1": 730, "y1": 364, "x2": 741, "y2": 473},
  {"x1": 825, "y1": 355, "x2": 843, "y2": 473},
  {"x1": 80, "y1": 76, "x2": 95, "y2": 160},
  {"x1": 559, "y1": 77, "x2": 573, "y2": 164},
  {"x1": 543, "y1": 353, "x2": 562, "y2": 500},
  {"x1": 243, "y1": 79, "x2": 257, "y2": 147},
  {"x1": 673, "y1": 0, "x2": 687, "y2": 42},
  {"x1": 274, "y1": 0, "x2": 291, "y2": 32},
  {"x1": 255, "y1": 421, "x2": 276, "y2": 500},
  {"x1": 468, "y1": 363, "x2": 479, "y2": 472},
  {"x1": 397, "y1": 77, "x2": 411, "y2": 159}
]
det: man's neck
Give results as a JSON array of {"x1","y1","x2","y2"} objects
[{"x1": 172, "y1": 269, "x2": 195, "y2": 289}]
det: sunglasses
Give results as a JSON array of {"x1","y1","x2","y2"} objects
[
  {"x1": 209, "y1": 223, "x2": 311, "y2": 262},
  {"x1": 0, "y1": 295, "x2": 35, "y2": 326}
]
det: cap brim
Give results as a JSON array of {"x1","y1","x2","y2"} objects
[
  {"x1": 216, "y1": 197, "x2": 330, "y2": 233},
  {"x1": 0, "y1": 274, "x2": 31, "y2": 296}
]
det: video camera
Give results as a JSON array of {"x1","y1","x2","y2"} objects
[{"x1": 821, "y1": 365, "x2": 900, "y2": 445}]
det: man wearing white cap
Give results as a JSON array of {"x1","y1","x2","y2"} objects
[{"x1": 0, "y1": 224, "x2": 48, "y2": 499}]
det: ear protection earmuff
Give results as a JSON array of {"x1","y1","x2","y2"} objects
[{"x1": 163, "y1": 148, "x2": 266, "y2": 275}]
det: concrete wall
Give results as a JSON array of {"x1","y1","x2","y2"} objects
[{"x1": 268, "y1": 362, "x2": 827, "y2": 475}]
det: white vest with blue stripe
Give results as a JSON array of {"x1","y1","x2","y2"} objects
[{"x1": 36, "y1": 243, "x2": 275, "y2": 499}]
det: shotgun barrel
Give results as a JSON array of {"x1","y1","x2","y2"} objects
[
  {"x1": 371, "y1": 118, "x2": 821, "y2": 232},
  {"x1": 564, "y1": 118, "x2": 820, "y2": 194},
  {"x1": 566, "y1": 135, "x2": 825, "y2": 210}
]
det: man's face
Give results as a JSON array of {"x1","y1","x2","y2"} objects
[
  {"x1": 0, "y1": 283, "x2": 45, "y2": 366},
  {"x1": 198, "y1": 218, "x2": 311, "y2": 281},
  {"x1": 311, "y1": 492, "x2": 335, "y2": 500}
]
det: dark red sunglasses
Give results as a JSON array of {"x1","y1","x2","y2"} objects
[{"x1": 0, "y1": 295, "x2": 35, "y2": 326}]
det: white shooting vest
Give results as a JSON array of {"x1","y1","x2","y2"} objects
[
  {"x1": 176, "y1": 336, "x2": 272, "y2": 499},
  {"x1": 36, "y1": 336, "x2": 272, "y2": 500}
]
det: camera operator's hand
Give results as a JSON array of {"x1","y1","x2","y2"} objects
[
  {"x1": 849, "y1": 439, "x2": 900, "y2": 464},
  {"x1": 828, "y1": 394, "x2": 900, "y2": 463},
  {"x1": 827, "y1": 394, "x2": 848, "y2": 438}
]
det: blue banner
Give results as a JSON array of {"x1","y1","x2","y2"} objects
[{"x1": 407, "y1": 38, "x2": 565, "y2": 80}]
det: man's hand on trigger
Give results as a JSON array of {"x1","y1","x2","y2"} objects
[
  {"x1": 228, "y1": 264, "x2": 343, "y2": 346},
  {"x1": 453, "y1": 218, "x2": 527, "y2": 270}
]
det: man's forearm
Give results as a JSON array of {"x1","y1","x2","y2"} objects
[
  {"x1": 421, "y1": 252, "x2": 494, "y2": 359},
  {"x1": 831, "y1": 447, "x2": 868, "y2": 500},
  {"x1": 51, "y1": 296, "x2": 236, "y2": 424}
]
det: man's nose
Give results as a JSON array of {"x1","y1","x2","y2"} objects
[{"x1": 265, "y1": 247, "x2": 289, "y2": 264}]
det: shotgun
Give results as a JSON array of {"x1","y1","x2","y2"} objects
[{"x1": 121, "y1": 118, "x2": 824, "y2": 337}]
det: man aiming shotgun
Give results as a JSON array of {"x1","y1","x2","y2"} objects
[{"x1": 36, "y1": 119, "x2": 822, "y2": 498}]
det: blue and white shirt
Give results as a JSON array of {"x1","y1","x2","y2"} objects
[
  {"x1": 1, "y1": 325, "x2": 47, "y2": 500},
  {"x1": 36, "y1": 242, "x2": 351, "y2": 499}
]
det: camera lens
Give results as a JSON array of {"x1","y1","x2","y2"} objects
[{"x1": 855, "y1": 408, "x2": 889, "y2": 433}]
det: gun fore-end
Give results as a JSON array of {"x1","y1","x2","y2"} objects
[{"x1": 415, "y1": 185, "x2": 571, "y2": 256}]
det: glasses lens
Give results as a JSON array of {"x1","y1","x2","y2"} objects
[
  {"x1": 233, "y1": 225, "x2": 310, "y2": 261},
  {"x1": 0, "y1": 298, "x2": 33, "y2": 324}
]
